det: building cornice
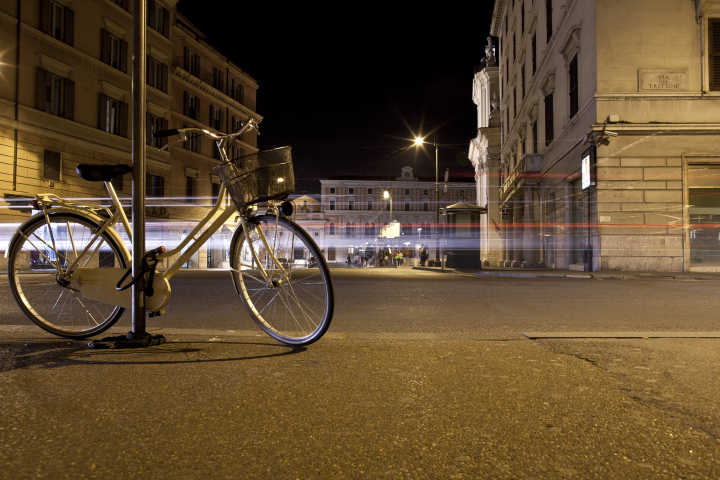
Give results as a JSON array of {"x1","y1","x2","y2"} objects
[
  {"x1": 490, "y1": 0, "x2": 506, "y2": 36},
  {"x1": 172, "y1": 67, "x2": 262, "y2": 120}
]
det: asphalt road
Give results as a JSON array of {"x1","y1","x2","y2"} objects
[
  {"x1": 1, "y1": 268, "x2": 719, "y2": 478},
  {"x1": 4, "y1": 266, "x2": 716, "y2": 334}
]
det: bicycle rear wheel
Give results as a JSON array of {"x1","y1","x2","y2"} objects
[
  {"x1": 7, "y1": 212, "x2": 128, "y2": 338},
  {"x1": 230, "y1": 214, "x2": 334, "y2": 346}
]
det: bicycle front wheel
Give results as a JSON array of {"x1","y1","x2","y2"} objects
[
  {"x1": 230, "y1": 214, "x2": 334, "y2": 346},
  {"x1": 7, "y1": 212, "x2": 128, "y2": 338}
]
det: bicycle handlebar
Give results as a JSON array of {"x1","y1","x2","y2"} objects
[{"x1": 152, "y1": 118, "x2": 259, "y2": 140}]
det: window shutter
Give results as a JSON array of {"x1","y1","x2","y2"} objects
[
  {"x1": 120, "y1": 39, "x2": 128, "y2": 73},
  {"x1": 711, "y1": 20, "x2": 720, "y2": 91},
  {"x1": 183, "y1": 91, "x2": 188, "y2": 116},
  {"x1": 148, "y1": 0, "x2": 156, "y2": 27},
  {"x1": 119, "y1": 101, "x2": 129, "y2": 138},
  {"x1": 64, "y1": 78, "x2": 75, "y2": 120},
  {"x1": 162, "y1": 63, "x2": 168, "y2": 92},
  {"x1": 99, "y1": 93, "x2": 108, "y2": 130},
  {"x1": 544, "y1": 92, "x2": 554, "y2": 146},
  {"x1": 146, "y1": 56, "x2": 152, "y2": 84},
  {"x1": 40, "y1": 0, "x2": 51, "y2": 35},
  {"x1": 146, "y1": 113, "x2": 152, "y2": 145},
  {"x1": 64, "y1": 7, "x2": 74, "y2": 46},
  {"x1": 161, "y1": 118, "x2": 168, "y2": 147},
  {"x1": 36, "y1": 68, "x2": 48, "y2": 111},
  {"x1": 184, "y1": 47, "x2": 190, "y2": 72},
  {"x1": 162, "y1": 8, "x2": 170, "y2": 37},
  {"x1": 101, "y1": 30, "x2": 110, "y2": 64}
]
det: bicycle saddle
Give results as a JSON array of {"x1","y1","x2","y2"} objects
[{"x1": 76, "y1": 164, "x2": 133, "y2": 182}]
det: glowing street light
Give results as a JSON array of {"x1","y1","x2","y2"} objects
[{"x1": 414, "y1": 124, "x2": 440, "y2": 262}]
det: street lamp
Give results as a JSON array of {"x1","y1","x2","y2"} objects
[
  {"x1": 383, "y1": 190, "x2": 392, "y2": 224},
  {"x1": 414, "y1": 123, "x2": 440, "y2": 262}
]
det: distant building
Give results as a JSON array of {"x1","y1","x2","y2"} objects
[
  {"x1": 0, "y1": 1, "x2": 260, "y2": 270},
  {"x1": 487, "y1": 0, "x2": 720, "y2": 272},
  {"x1": 318, "y1": 167, "x2": 476, "y2": 263}
]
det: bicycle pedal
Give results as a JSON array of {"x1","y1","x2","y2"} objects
[{"x1": 148, "y1": 310, "x2": 166, "y2": 318}]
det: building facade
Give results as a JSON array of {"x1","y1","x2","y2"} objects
[
  {"x1": 488, "y1": 0, "x2": 720, "y2": 272},
  {"x1": 0, "y1": 0, "x2": 260, "y2": 270},
  {"x1": 319, "y1": 167, "x2": 477, "y2": 263}
]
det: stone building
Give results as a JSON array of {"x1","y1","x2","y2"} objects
[
  {"x1": 0, "y1": 0, "x2": 260, "y2": 270},
  {"x1": 489, "y1": 0, "x2": 720, "y2": 272},
  {"x1": 319, "y1": 167, "x2": 477, "y2": 263}
]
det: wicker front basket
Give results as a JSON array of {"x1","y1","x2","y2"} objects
[{"x1": 214, "y1": 147, "x2": 295, "y2": 208}]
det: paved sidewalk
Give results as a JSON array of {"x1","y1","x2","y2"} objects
[{"x1": 414, "y1": 265, "x2": 720, "y2": 281}]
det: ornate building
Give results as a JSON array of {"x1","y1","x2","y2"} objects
[
  {"x1": 488, "y1": 0, "x2": 720, "y2": 272},
  {"x1": 319, "y1": 167, "x2": 476, "y2": 263},
  {"x1": 0, "y1": 1, "x2": 260, "y2": 270}
]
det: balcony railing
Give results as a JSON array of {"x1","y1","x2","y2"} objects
[{"x1": 174, "y1": 56, "x2": 257, "y2": 113}]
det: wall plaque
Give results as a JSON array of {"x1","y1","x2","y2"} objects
[{"x1": 638, "y1": 69, "x2": 688, "y2": 92}]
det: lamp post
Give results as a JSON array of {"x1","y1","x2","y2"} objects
[
  {"x1": 383, "y1": 190, "x2": 392, "y2": 225},
  {"x1": 414, "y1": 124, "x2": 440, "y2": 262}
]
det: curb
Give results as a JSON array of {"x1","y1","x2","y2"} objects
[{"x1": 411, "y1": 266, "x2": 720, "y2": 281}]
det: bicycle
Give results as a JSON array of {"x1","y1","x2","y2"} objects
[{"x1": 5, "y1": 119, "x2": 334, "y2": 346}]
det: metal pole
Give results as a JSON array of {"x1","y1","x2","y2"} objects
[
  {"x1": 435, "y1": 130, "x2": 440, "y2": 262},
  {"x1": 131, "y1": 0, "x2": 147, "y2": 338}
]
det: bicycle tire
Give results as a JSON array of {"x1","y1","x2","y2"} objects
[
  {"x1": 7, "y1": 212, "x2": 129, "y2": 338},
  {"x1": 230, "y1": 214, "x2": 334, "y2": 346}
]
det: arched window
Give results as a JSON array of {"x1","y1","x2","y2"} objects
[
  {"x1": 401, "y1": 223, "x2": 413, "y2": 236},
  {"x1": 329, "y1": 222, "x2": 335, "y2": 235},
  {"x1": 365, "y1": 222, "x2": 375, "y2": 237},
  {"x1": 345, "y1": 222, "x2": 354, "y2": 236}
]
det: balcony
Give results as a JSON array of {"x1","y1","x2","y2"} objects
[{"x1": 500, "y1": 153, "x2": 542, "y2": 199}]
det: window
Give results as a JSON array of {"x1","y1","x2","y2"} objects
[
  {"x1": 36, "y1": 69, "x2": 74, "y2": 120},
  {"x1": 531, "y1": 33, "x2": 537, "y2": 75},
  {"x1": 40, "y1": 0, "x2": 74, "y2": 45},
  {"x1": 186, "y1": 175, "x2": 196, "y2": 203},
  {"x1": 544, "y1": 92, "x2": 554, "y2": 146},
  {"x1": 348, "y1": 200, "x2": 354, "y2": 210},
  {"x1": 367, "y1": 199, "x2": 373, "y2": 210},
  {"x1": 185, "y1": 49, "x2": 198, "y2": 76},
  {"x1": 184, "y1": 92, "x2": 197, "y2": 119},
  {"x1": 405, "y1": 202, "x2": 410, "y2": 211},
  {"x1": 211, "y1": 183, "x2": 221, "y2": 204},
  {"x1": 329, "y1": 200, "x2": 335, "y2": 210},
  {"x1": 100, "y1": 94, "x2": 128, "y2": 137},
  {"x1": 232, "y1": 80, "x2": 244, "y2": 103},
  {"x1": 111, "y1": 171, "x2": 124, "y2": 191},
  {"x1": 365, "y1": 222, "x2": 375, "y2": 236},
  {"x1": 148, "y1": 0, "x2": 169, "y2": 37},
  {"x1": 345, "y1": 222, "x2": 354, "y2": 236},
  {"x1": 232, "y1": 145, "x2": 244, "y2": 159},
  {"x1": 368, "y1": 188, "x2": 373, "y2": 194},
  {"x1": 329, "y1": 187, "x2": 336, "y2": 194},
  {"x1": 111, "y1": 0, "x2": 129, "y2": 9},
  {"x1": 349, "y1": 188, "x2": 354, "y2": 194},
  {"x1": 147, "y1": 57, "x2": 167, "y2": 92},
  {"x1": 404, "y1": 189, "x2": 410, "y2": 195},
  {"x1": 531, "y1": 120, "x2": 538, "y2": 153},
  {"x1": 43, "y1": 150, "x2": 61, "y2": 181},
  {"x1": 213, "y1": 67, "x2": 224, "y2": 92},
  {"x1": 146, "y1": 173, "x2": 165, "y2": 197},
  {"x1": 423, "y1": 201, "x2": 429, "y2": 211},
  {"x1": 101, "y1": 30, "x2": 126, "y2": 72},
  {"x1": 210, "y1": 106, "x2": 222, "y2": 131},
  {"x1": 231, "y1": 116, "x2": 242, "y2": 133},
  {"x1": 186, "y1": 131, "x2": 199, "y2": 152},
  {"x1": 423, "y1": 189, "x2": 429, "y2": 195},
  {"x1": 402, "y1": 223, "x2": 413, "y2": 236},
  {"x1": 329, "y1": 222, "x2": 335, "y2": 235},
  {"x1": 546, "y1": 0, "x2": 553, "y2": 42},
  {"x1": 710, "y1": 19, "x2": 720, "y2": 91},
  {"x1": 568, "y1": 55, "x2": 579, "y2": 118}
]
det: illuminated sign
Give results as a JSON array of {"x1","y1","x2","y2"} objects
[{"x1": 581, "y1": 147, "x2": 595, "y2": 190}]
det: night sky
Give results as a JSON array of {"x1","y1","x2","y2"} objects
[{"x1": 175, "y1": 2, "x2": 496, "y2": 193}]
